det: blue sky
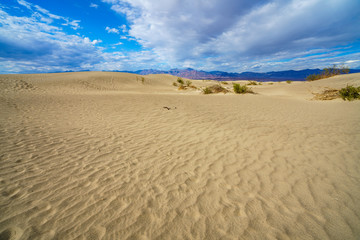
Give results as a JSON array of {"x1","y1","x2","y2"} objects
[{"x1": 0, "y1": 0, "x2": 359, "y2": 73}]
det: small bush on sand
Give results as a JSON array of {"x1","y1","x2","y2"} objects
[
  {"x1": 247, "y1": 81, "x2": 258, "y2": 85},
  {"x1": 339, "y1": 85, "x2": 360, "y2": 101},
  {"x1": 202, "y1": 84, "x2": 229, "y2": 94},
  {"x1": 286, "y1": 80, "x2": 292, "y2": 84},
  {"x1": 233, "y1": 83, "x2": 253, "y2": 94},
  {"x1": 177, "y1": 77, "x2": 184, "y2": 85},
  {"x1": 306, "y1": 74, "x2": 323, "y2": 81},
  {"x1": 172, "y1": 82, "x2": 178, "y2": 86},
  {"x1": 268, "y1": 82, "x2": 273, "y2": 85},
  {"x1": 221, "y1": 81, "x2": 229, "y2": 85},
  {"x1": 202, "y1": 87, "x2": 212, "y2": 94},
  {"x1": 306, "y1": 64, "x2": 350, "y2": 81},
  {"x1": 186, "y1": 80, "x2": 192, "y2": 87}
]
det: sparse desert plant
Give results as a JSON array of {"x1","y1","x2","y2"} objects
[
  {"x1": 247, "y1": 81, "x2": 258, "y2": 85},
  {"x1": 211, "y1": 84, "x2": 229, "y2": 93},
  {"x1": 268, "y1": 82, "x2": 274, "y2": 85},
  {"x1": 313, "y1": 89, "x2": 340, "y2": 100},
  {"x1": 306, "y1": 64, "x2": 350, "y2": 81},
  {"x1": 306, "y1": 74, "x2": 323, "y2": 81},
  {"x1": 186, "y1": 80, "x2": 192, "y2": 87},
  {"x1": 172, "y1": 82, "x2": 178, "y2": 86},
  {"x1": 286, "y1": 80, "x2": 292, "y2": 84},
  {"x1": 221, "y1": 81, "x2": 229, "y2": 85},
  {"x1": 202, "y1": 87, "x2": 212, "y2": 94},
  {"x1": 233, "y1": 83, "x2": 253, "y2": 94},
  {"x1": 339, "y1": 85, "x2": 360, "y2": 101},
  {"x1": 202, "y1": 84, "x2": 229, "y2": 94},
  {"x1": 178, "y1": 85, "x2": 187, "y2": 90},
  {"x1": 177, "y1": 77, "x2": 184, "y2": 85}
]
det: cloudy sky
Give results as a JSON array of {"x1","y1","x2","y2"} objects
[{"x1": 0, "y1": 0, "x2": 359, "y2": 73}]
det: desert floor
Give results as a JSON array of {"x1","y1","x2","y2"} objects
[{"x1": 1, "y1": 72, "x2": 360, "y2": 240}]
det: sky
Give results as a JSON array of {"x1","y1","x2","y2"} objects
[{"x1": 0, "y1": 0, "x2": 360, "y2": 74}]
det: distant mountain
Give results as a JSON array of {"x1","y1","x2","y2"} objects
[{"x1": 122, "y1": 68, "x2": 360, "y2": 81}]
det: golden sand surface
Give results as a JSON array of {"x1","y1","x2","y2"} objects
[{"x1": 0, "y1": 72, "x2": 360, "y2": 239}]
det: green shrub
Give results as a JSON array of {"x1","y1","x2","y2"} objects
[
  {"x1": 339, "y1": 85, "x2": 360, "y2": 101},
  {"x1": 233, "y1": 83, "x2": 253, "y2": 94},
  {"x1": 286, "y1": 80, "x2": 292, "y2": 84},
  {"x1": 306, "y1": 64, "x2": 350, "y2": 81},
  {"x1": 202, "y1": 87, "x2": 212, "y2": 94},
  {"x1": 177, "y1": 77, "x2": 184, "y2": 85},
  {"x1": 221, "y1": 81, "x2": 229, "y2": 85},
  {"x1": 185, "y1": 80, "x2": 192, "y2": 87},
  {"x1": 306, "y1": 74, "x2": 323, "y2": 81},
  {"x1": 172, "y1": 82, "x2": 178, "y2": 86}
]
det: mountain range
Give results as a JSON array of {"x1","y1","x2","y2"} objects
[{"x1": 124, "y1": 68, "x2": 360, "y2": 81}]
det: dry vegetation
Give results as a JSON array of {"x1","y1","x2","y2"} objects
[
  {"x1": 202, "y1": 84, "x2": 230, "y2": 94},
  {"x1": 313, "y1": 89, "x2": 340, "y2": 100},
  {"x1": 307, "y1": 64, "x2": 350, "y2": 81},
  {"x1": 313, "y1": 85, "x2": 360, "y2": 101},
  {"x1": 233, "y1": 83, "x2": 254, "y2": 94}
]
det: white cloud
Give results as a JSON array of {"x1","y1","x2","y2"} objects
[
  {"x1": 105, "y1": 26, "x2": 119, "y2": 34},
  {"x1": 119, "y1": 24, "x2": 127, "y2": 33},
  {"x1": 62, "y1": 19, "x2": 81, "y2": 30},
  {"x1": 0, "y1": 5, "x2": 102, "y2": 73},
  {"x1": 102, "y1": 0, "x2": 360, "y2": 71},
  {"x1": 90, "y1": 3, "x2": 99, "y2": 8},
  {"x1": 16, "y1": 0, "x2": 82, "y2": 31}
]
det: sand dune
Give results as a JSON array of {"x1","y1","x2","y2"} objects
[{"x1": 1, "y1": 72, "x2": 360, "y2": 239}]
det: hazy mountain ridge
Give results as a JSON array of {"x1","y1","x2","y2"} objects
[{"x1": 124, "y1": 68, "x2": 360, "y2": 81}]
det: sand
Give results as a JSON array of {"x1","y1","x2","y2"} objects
[{"x1": 0, "y1": 72, "x2": 360, "y2": 240}]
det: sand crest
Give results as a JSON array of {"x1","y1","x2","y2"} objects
[{"x1": 1, "y1": 72, "x2": 360, "y2": 239}]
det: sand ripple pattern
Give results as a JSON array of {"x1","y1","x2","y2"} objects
[{"x1": 1, "y1": 74, "x2": 360, "y2": 239}]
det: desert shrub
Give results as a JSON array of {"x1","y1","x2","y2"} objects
[
  {"x1": 202, "y1": 87, "x2": 212, "y2": 94},
  {"x1": 247, "y1": 81, "x2": 258, "y2": 85},
  {"x1": 177, "y1": 77, "x2": 184, "y2": 85},
  {"x1": 307, "y1": 64, "x2": 350, "y2": 81},
  {"x1": 233, "y1": 83, "x2": 253, "y2": 94},
  {"x1": 339, "y1": 85, "x2": 360, "y2": 101},
  {"x1": 268, "y1": 82, "x2": 274, "y2": 85},
  {"x1": 172, "y1": 82, "x2": 178, "y2": 86},
  {"x1": 211, "y1": 84, "x2": 229, "y2": 93},
  {"x1": 221, "y1": 81, "x2": 229, "y2": 85},
  {"x1": 186, "y1": 80, "x2": 192, "y2": 87},
  {"x1": 201, "y1": 85, "x2": 229, "y2": 94},
  {"x1": 178, "y1": 85, "x2": 187, "y2": 90},
  {"x1": 286, "y1": 80, "x2": 292, "y2": 84},
  {"x1": 306, "y1": 74, "x2": 323, "y2": 81}
]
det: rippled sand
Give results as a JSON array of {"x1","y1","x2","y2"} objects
[{"x1": 1, "y1": 72, "x2": 360, "y2": 239}]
